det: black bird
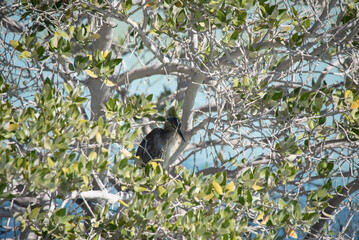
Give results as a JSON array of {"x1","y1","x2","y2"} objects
[{"x1": 136, "y1": 117, "x2": 185, "y2": 166}]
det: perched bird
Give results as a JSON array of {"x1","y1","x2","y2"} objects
[{"x1": 136, "y1": 117, "x2": 185, "y2": 166}]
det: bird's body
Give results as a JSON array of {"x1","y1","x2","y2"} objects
[{"x1": 136, "y1": 117, "x2": 185, "y2": 166}]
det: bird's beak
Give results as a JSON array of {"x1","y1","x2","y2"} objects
[{"x1": 178, "y1": 129, "x2": 185, "y2": 142}]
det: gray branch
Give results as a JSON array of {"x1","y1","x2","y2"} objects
[{"x1": 305, "y1": 179, "x2": 359, "y2": 239}]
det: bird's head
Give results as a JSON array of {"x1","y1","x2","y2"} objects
[{"x1": 166, "y1": 117, "x2": 185, "y2": 142}]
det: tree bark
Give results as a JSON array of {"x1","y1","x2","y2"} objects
[{"x1": 305, "y1": 179, "x2": 359, "y2": 239}]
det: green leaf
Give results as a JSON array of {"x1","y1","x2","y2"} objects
[
  {"x1": 243, "y1": 75, "x2": 249, "y2": 87},
  {"x1": 317, "y1": 159, "x2": 334, "y2": 177},
  {"x1": 83, "y1": 175, "x2": 89, "y2": 186},
  {"x1": 88, "y1": 126, "x2": 99, "y2": 140},
  {"x1": 5, "y1": 123, "x2": 20, "y2": 131},
  {"x1": 51, "y1": 33, "x2": 58, "y2": 48},
  {"x1": 64, "y1": 83, "x2": 73, "y2": 93},
  {"x1": 56, "y1": 30, "x2": 69, "y2": 38},
  {"x1": 88, "y1": 151, "x2": 97, "y2": 161},
  {"x1": 125, "y1": 0, "x2": 132, "y2": 11},
  {"x1": 294, "y1": 202, "x2": 301, "y2": 220},
  {"x1": 158, "y1": 186, "x2": 166, "y2": 198},
  {"x1": 57, "y1": 215, "x2": 74, "y2": 224},
  {"x1": 272, "y1": 91, "x2": 283, "y2": 100},
  {"x1": 90, "y1": 33, "x2": 101, "y2": 40},
  {"x1": 134, "y1": 186, "x2": 150, "y2": 192},
  {"x1": 0, "y1": 192, "x2": 15, "y2": 199},
  {"x1": 317, "y1": 189, "x2": 328, "y2": 198},
  {"x1": 246, "y1": 190, "x2": 252, "y2": 203},
  {"x1": 0, "y1": 183, "x2": 6, "y2": 193},
  {"x1": 119, "y1": 158, "x2": 128, "y2": 169},
  {"x1": 146, "y1": 210, "x2": 155, "y2": 220},
  {"x1": 345, "y1": 89, "x2": 353, "y2": 102},
  {"x1": 47, "y1": 157, "x2": 55, "y2": 168},
  {"x1": 176, "y1": 10, "x2": 186, "y2": 25},
  {"x1": 278, "y1": 198, "x2": 286, "y2": 209},
  {"x1": 216, "y1": 9, "x2": 226, "y2": 23},
  {"x1": 29, "y1": 207, "x2": 41, "y2": 220},
  {"x1": 291, "y1": 33, "x2": 303, "y2": 46},
  {"x1": 54, "y1": 208, "x2": 66, "y2": 217},
  {"x1": 307, "y1": 118, "x2": 315, "y2": 129},
  {"x1": 75, "y1": 96, "x2": 87, "y2": 104}
]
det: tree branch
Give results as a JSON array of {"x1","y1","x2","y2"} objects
[
  {"x1": 67, "y1": 190, "x2": 134, "y2": 205},
  {"x1": 305, "y1": 178, "x2": 359, "y2": 239},
  {"x1": 114, "y1": 63, "x2": 195, "y2": 86}
]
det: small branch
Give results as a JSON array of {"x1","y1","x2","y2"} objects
[{"x1": 0, "y1": 206, "x2": 26, "y2": 218}]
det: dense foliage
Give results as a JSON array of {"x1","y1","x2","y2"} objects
[{"x1": 1, "y1": 0, "x2": 359, "y2": 239}]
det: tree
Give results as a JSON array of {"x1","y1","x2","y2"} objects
[{"x1": 1, "y1": 0, "x2": 359, "y2": 239}]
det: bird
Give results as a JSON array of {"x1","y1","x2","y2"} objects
[{"x1": 136, "y1": 117, "x2": 185, "y2": 166}]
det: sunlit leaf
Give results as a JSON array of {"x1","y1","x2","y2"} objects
[
  {"x1": 307, "y1": 118, "x2": 315, "y2": 129},
  {"x1": 5, "y1": 123, "x2": 20, "y2": 131},
  {"x1": 85, "y1": 70, "x2": 98, "y2": 78},
  {"x1": 47, "y1": 157, "x2": 55, "y2": 168},
  {"x1": 43, "y1": 137, "x2": 51, "y2": 150},
  {"x1": 121, "y1": 148, "x2": 132, "y2": 157},
  {"x1": 158, "y1": 186, "x2": 166, "y2": 198},
  {"x1": 62, "y1": 168, "x2": 68, "y2": 176},
  {"x1": 64, "y1": 82, "x2": 73, "y2": 94},
  {"x1": 148, "y1": 161, "x2": 158, "y2": 169},
  {"x1": 119, "y1": 200, "x2": 129, "y2": 207},
  {"x1": 243, "y1": 75, "x2": 249, "y2": 86},
  {"x1": 96, "y1": 132, "x2": 102, "y2": 144},
  {"x1": 351, "y1": 99, "x2": 359, "y2": 109},
  {"x1": 51, "y1": 33, "x2": 58, "y2": 48},
  {"x1": 252, "y1": 179, "x2": 263, "y2": 191},
  {"x1": 19, "y1": 51, "x2": 31, "y2": 59},
  {"x1": 278, "y1": 198, "x2": 286, "y2": 209},
  {"x1": 103, "y1": 50, "x2": 110, "y2": 58},
  {"x1": 212, "y1": 181, "x2": 223, "y2": 195},
  {"x1": 83, "y1": 175, "x2": 89, "y2": 186},
  {"x1": 56, "y1": 30, "x2": 69, "y2": 38},
  {"x1": 134, "y1": 186, "x2": 150, "y2": 192},
  {"x1": 90, "y1": 33, "x2": 101, "y2": 39},
  {"x1": 204, "y1": 193, "x2": 214, "y2": 201},
  {"x1": 344, "y1": 89, "x2": 353, "y2": 102},
  {"x1": 225, "y1": 181, "x2": 235, "y2": 192},
  {"x1": 9, "y1": 40, "x2": 20, "y2": 48},
  {"x1": 89, "y1": 151, "x2": 97, "y2": 161},
  {"x1": 285, "y1": 227, "x2": 298, "y2": 239},
  {"x1": 103, "y1": 80, "x2": 115, "y2": 87},
  {"x1": 257, "y1": 211, "x2": 265, "y2": 220}
]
